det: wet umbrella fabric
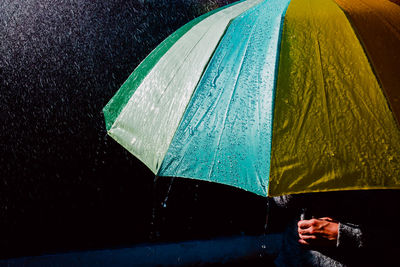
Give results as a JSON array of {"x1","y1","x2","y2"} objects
[
  {"x1": 103, "y1": 0, "x2": 400, "y2": 197},
  {"x1": 268, "y1": 0, "x2": 400, "y2": 195},
  {"x1": 102, "y1": 0, "x2": 253, "y2": 131},
  {"x1": 104, "y1": 0, "x2": 263, "y2": 173}
]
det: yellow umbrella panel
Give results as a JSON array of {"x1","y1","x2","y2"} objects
[{"x1": 269, "y1": 0, "x2": 400, "y2": 196}]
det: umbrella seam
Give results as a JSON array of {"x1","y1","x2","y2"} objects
[{"x1": 208, "y1": 15, "x2": 258, "y2": 180}]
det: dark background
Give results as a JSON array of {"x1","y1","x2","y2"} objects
[{"x1": 0, "y1": 0, "x2": 268, "y2": 259}]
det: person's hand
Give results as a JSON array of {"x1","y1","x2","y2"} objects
[{"x1": 298, "y1": 217, "x2": 339, "y2": 247}]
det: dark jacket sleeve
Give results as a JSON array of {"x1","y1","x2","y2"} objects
[
  {"x1": 337, "y1": 222, "x2": 364, "y2": 248},
  {"x1": 337, "y1": 190, "x2": 400, "y2": 250}
]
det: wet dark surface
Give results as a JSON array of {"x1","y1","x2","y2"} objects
[{"x1": 0, "y1": 0, "x2": 268, "y2": 260}]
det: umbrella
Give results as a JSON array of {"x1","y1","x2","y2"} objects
[{"x1": 103, "y1": 0, "x2": 400, "y2": 197}]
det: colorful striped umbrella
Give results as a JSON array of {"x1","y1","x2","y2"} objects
[{"x1": 103, "y1": 0, "x2": 400, "y2": 197}]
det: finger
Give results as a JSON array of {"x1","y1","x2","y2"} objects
[
  {"x1": 299, "y1": 226, "x2": 316, "y2": 237},
  {"x1": 298, "y1": 228, "x2": 311, "y2": 235},
  {"x1": 298, "y1": 239, "x2": 310, "y2": 245},
  {"x1": 319, "y1": 217, "x2": 335, "y2": 222},
  {"x1": 300, "y1": 235, "x2": 318, "y2": 241},
  {"x1": 298, "y1": 226, "x2": 320, "y2": 235},
  {"x1": 299, "y1": 229, "x2": 324, "y2": 238},
  {"x1": 298, "y1": 219, "x2": 316, "y2": 229}
]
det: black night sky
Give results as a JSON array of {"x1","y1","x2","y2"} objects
[{"x1": 0, "y1": 0, "x2": 268, "y2": 259}]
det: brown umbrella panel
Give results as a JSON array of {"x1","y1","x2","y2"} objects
[{"x1": 334, "y1": 0, "x2": 400, "y2": 126}]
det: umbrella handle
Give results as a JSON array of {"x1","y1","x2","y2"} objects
[
  {"x1": 265, "y1": 197, "x2": 271, "y2": 232},
  {"x1": 300, "y1": 208, "x2": 308, "y2": 221}
]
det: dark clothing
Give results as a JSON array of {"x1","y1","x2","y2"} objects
[{"x1": 271, "y1": 190, "x2": 400, "y2": 267}]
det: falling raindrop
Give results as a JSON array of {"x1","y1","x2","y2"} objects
[{"x1": 161, "y1": 177, "x2": 175, "y2": 209}]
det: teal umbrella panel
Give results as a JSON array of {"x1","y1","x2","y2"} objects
[{"x1": 159, "y1": 0, "x2": 291, "y2": 197}]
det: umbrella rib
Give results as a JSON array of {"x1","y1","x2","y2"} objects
[
  {"x1": 207, "y1": 18, "x2": 258, "y2": 179},
  {"x1": 315, "y1": 37, "x2": 334, "y2": 145},
  {"x1": 167, "y1": 27, "x2": 235, "y2": 175},
  {"x1": 333, "y1": 1, "x2": 389, "y2": 131},
  {"x1": 291, "y1": 2, "x2": 333, "y2": 152},
  {"x1": 312, "y1": 4, "x2": 334, "y2": 146},
  {"x1": 153, "y1": 31, "x2": 210, "y2": 106},
  {"x1": 190, "y1": 46, "x2": 231, "y2": 131}
]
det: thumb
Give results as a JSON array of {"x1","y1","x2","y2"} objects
[{"x1": 319, "y1": 217, "x2": 337, "y2": 222}]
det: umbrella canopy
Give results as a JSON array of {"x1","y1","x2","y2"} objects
[{"x1": 103, "y1": 0, "x2": 400, "y2": 197}]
